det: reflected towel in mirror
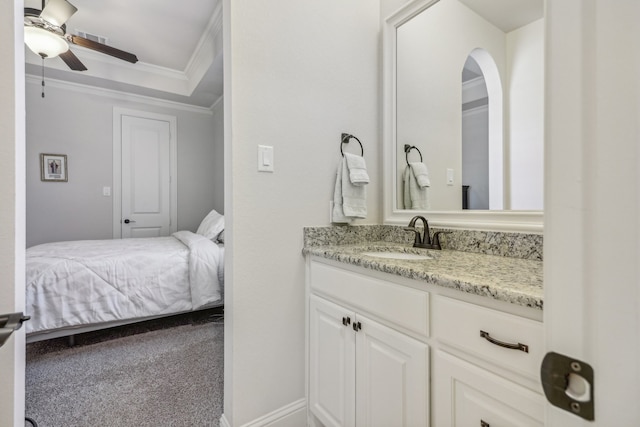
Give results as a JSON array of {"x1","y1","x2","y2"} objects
[
  {"x1": 409, "y1": 162, "x2": 430, "y2": 188},
  {"x1": 403, "y1": 164, "x2": 429, "y2": 209}
]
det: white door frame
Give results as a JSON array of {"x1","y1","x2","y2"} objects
[
  {"x1": 112, "y1": 108, "x2": 178, "y2": 238},
  {"x1": 0, "y1": 1, "x2": 26, "y2": 426},
  {"x1": 544, "y1": 0, "x2": 640, "y2": 425}
]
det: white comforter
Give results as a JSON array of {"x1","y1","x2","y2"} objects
[{"x1": 25, "y1": 231, "x2": 223, "y2": 335}]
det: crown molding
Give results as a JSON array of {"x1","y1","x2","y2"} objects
[
  {"x1": 25, "y1": 74, "x2": 214, "y2": 115},
  {"x1": 462, "y1": 75, "x2": 487, "y2": 90},
  {"x1": 210, "y1": 95, "x2": 224, "y2": 111},
  {"x1": 25, "y1": 46, "x2": 193, "y2": 96},
  {"x1": 185, "y1": 2, "x2": 223, "y2": 94}
]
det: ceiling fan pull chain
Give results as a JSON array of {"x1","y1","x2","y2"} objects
[{"x1": 41, "y1": 57, "x2": 45, "y2": 98}]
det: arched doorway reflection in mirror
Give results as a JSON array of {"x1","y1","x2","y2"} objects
[{"x1": 461, "y1": 48, "x2": 503, "y2": 210}]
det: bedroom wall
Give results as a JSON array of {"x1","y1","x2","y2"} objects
[
  {"x1": 25, "y1": 78, "x2": 223, "y2": 248},
  {"x1": 223, "y1": 0, "x2": 380, "y2": 425},
  {"x1": 209, "y1": 98, "x2": 225, "y2": 215}
]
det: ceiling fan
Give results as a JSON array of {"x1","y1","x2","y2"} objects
[{"x1": 24, "y1": 0, "x2": 138, "y2": 71}]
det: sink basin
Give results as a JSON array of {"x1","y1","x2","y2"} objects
[{"x1": 361, "y1": 251, "x2": 432, "y2": 261}]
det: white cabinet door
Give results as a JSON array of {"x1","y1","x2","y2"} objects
[
  {"x1": 434, "y1": 350, "x2": 544, "y2": 427},
  {"x1": 309, "y1": 295, "x2": 356, "y2": 427},
  {"x1": 355, "y1": 314, "x2": 429, "y2": 427}
]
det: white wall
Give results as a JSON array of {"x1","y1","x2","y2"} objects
[
  {"x1": 506, "y1": 19, "x2": 544, "y2": 210},
  {"x1": 25, "y1": 78, "x2": 223, "y2": 247},
  {"x1": 223, "y1": 0, "x2": 380, "y2": 425}
]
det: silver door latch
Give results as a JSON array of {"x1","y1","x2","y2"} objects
[{"x1": 0, "y1": 312, "x2": 31, "y2": 348}]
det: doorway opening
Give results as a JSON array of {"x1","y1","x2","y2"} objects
[{"x1": 461, "y1": 48, "x2": 503, "y2": 210}]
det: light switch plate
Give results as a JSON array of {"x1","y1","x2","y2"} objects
[
  {"x1": 258, "y1": 145, "x2": 274, "y2": 172},
  {"x1": 446, "y1": 168, "x2": 454, "y2": 185}
]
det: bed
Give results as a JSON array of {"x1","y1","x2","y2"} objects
[{"x1": 25, "y1": 209, "x2": 225, "y2": 342}]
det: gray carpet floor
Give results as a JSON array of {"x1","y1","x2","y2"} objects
[{"x1": 25, "y1": 311, "x2": 224, "y2": 427}]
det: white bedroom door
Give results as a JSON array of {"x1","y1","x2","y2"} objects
[
  {"x1": 0, "y1": 1, "x2": 26, "y2": 425},
  {"x1": 544, "y1": 0, "x2": 640, "y2": 425},
  {"x1": 113, "y1": 109, "x2": 177, "y2": 238}
]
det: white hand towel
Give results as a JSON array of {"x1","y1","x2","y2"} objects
[
  {"x1": 341, "y1": 156, "x2": 367, "y2": 218},
  {"x1": 344, "y1": 152, "x2": 369, "y2": 185},
  {"x1": 332, "y1": 156, "x2": 367, "y2": 223},
  {"x1": 403, "y1": 165, "x2": 428, "y2": 210},
  {"x1": 332, "y1": 159, "x2": 353, "y2": 224},
  {"x1": 409, "y1": 162, "x2": 430, "y2": 188}
]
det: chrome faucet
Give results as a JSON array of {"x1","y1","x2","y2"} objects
[{"x1": 403, "y1": 215, "x2": 451, "y2": 250}]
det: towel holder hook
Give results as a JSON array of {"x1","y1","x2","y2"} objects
[
  {"x1": 341, "y1": 133, "x2": 364, "y2": 157},
  {"x1": 404, "y1": 144, "x2": 423, "y2": 165}
]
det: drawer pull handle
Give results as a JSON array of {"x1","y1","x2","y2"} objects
[
  {"x1": 480, "y1": 421, "x2": 490, "y2": 427},
  {"x1": 342, "y1": 316, "x2": 351, "y2": 326},
  {"x1": 480, "y1": 330, "x2": 529, "y2": 353}
]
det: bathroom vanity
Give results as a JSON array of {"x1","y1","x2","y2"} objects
[{"x1": 303, "y1": 227, "x2": 544, "y2": 427}]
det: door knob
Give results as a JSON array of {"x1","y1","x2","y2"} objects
[
  {"x1": 0, "y1": 312, "x2": 31, "y2": 348},
  {"x1": 123, "y1": 219, "x2": 136, "y2": 224}
]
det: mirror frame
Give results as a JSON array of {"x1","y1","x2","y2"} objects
[{"x1": 382, "y1": 0, "x2": 543, "y2": 233}]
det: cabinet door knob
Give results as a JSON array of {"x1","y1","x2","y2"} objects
[{"x1": 480, "y1": 330, "x2": 529, "y2": 353}]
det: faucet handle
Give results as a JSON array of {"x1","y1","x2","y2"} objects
[
  {"x1": 431, "y1": 231, "x2": 452, "y2": 250},
  {"x1": 403, "y1": 226, "x2": 422, "y2": 245}
]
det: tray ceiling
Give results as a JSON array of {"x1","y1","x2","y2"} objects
[{"x1": 24, "y1": 0, "x2": 223, "y2": 107}]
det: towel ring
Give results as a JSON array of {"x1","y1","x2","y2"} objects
[
  {"x1": 341, "y1": 133, "x2": 364, "y2": 157},
  {"x1": 404, "y1": 144, "x2": 423, "y2": 165}
]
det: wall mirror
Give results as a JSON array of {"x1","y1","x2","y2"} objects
[{"x1": 383, "y1": 0, "x2": 544, "y2": 232}]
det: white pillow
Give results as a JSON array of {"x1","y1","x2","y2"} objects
[{"x1": 196, "y1": 209, "x2": 225, "y2": 240}]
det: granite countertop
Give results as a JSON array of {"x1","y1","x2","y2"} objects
[{"x1": 303, "y1": 242, "x2": 543, "y2": 310}]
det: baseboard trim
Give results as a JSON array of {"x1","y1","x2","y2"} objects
[
  {"x1": 220, "y1": 414, "x2": 231, "y2": 427},
  {"x1": 220, "y1": 398, "x2": 307, "y2": 427}
]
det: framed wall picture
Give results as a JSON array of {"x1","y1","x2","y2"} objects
[{"x1": 40, "y1": 153, "x2": 68, "y2": 182}]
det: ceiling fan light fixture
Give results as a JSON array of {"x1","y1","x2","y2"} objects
[{"x1": 24, "y1": 26, "x2": 69, "y2": 59}]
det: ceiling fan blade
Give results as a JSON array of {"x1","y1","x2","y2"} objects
[
  {"x1": 59, "y1": 49, "x2": 87, "y2": 71},
  {"x1": 40, "y1": 0, "x2": 77, "y2": 27},
  {"x1": 68, "y1": 35, "x2": 138, "y2": 64}
]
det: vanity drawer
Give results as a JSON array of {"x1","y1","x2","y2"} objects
[
  {"x1": 309, "y1": 260, "x2": 429, "y2": 337},
  {"x1": 433, "y1": 295, "x2": 543, "y2": 379},
  {"x1": 433, "y1": 350, "x2": 544, "y2": 426}
]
